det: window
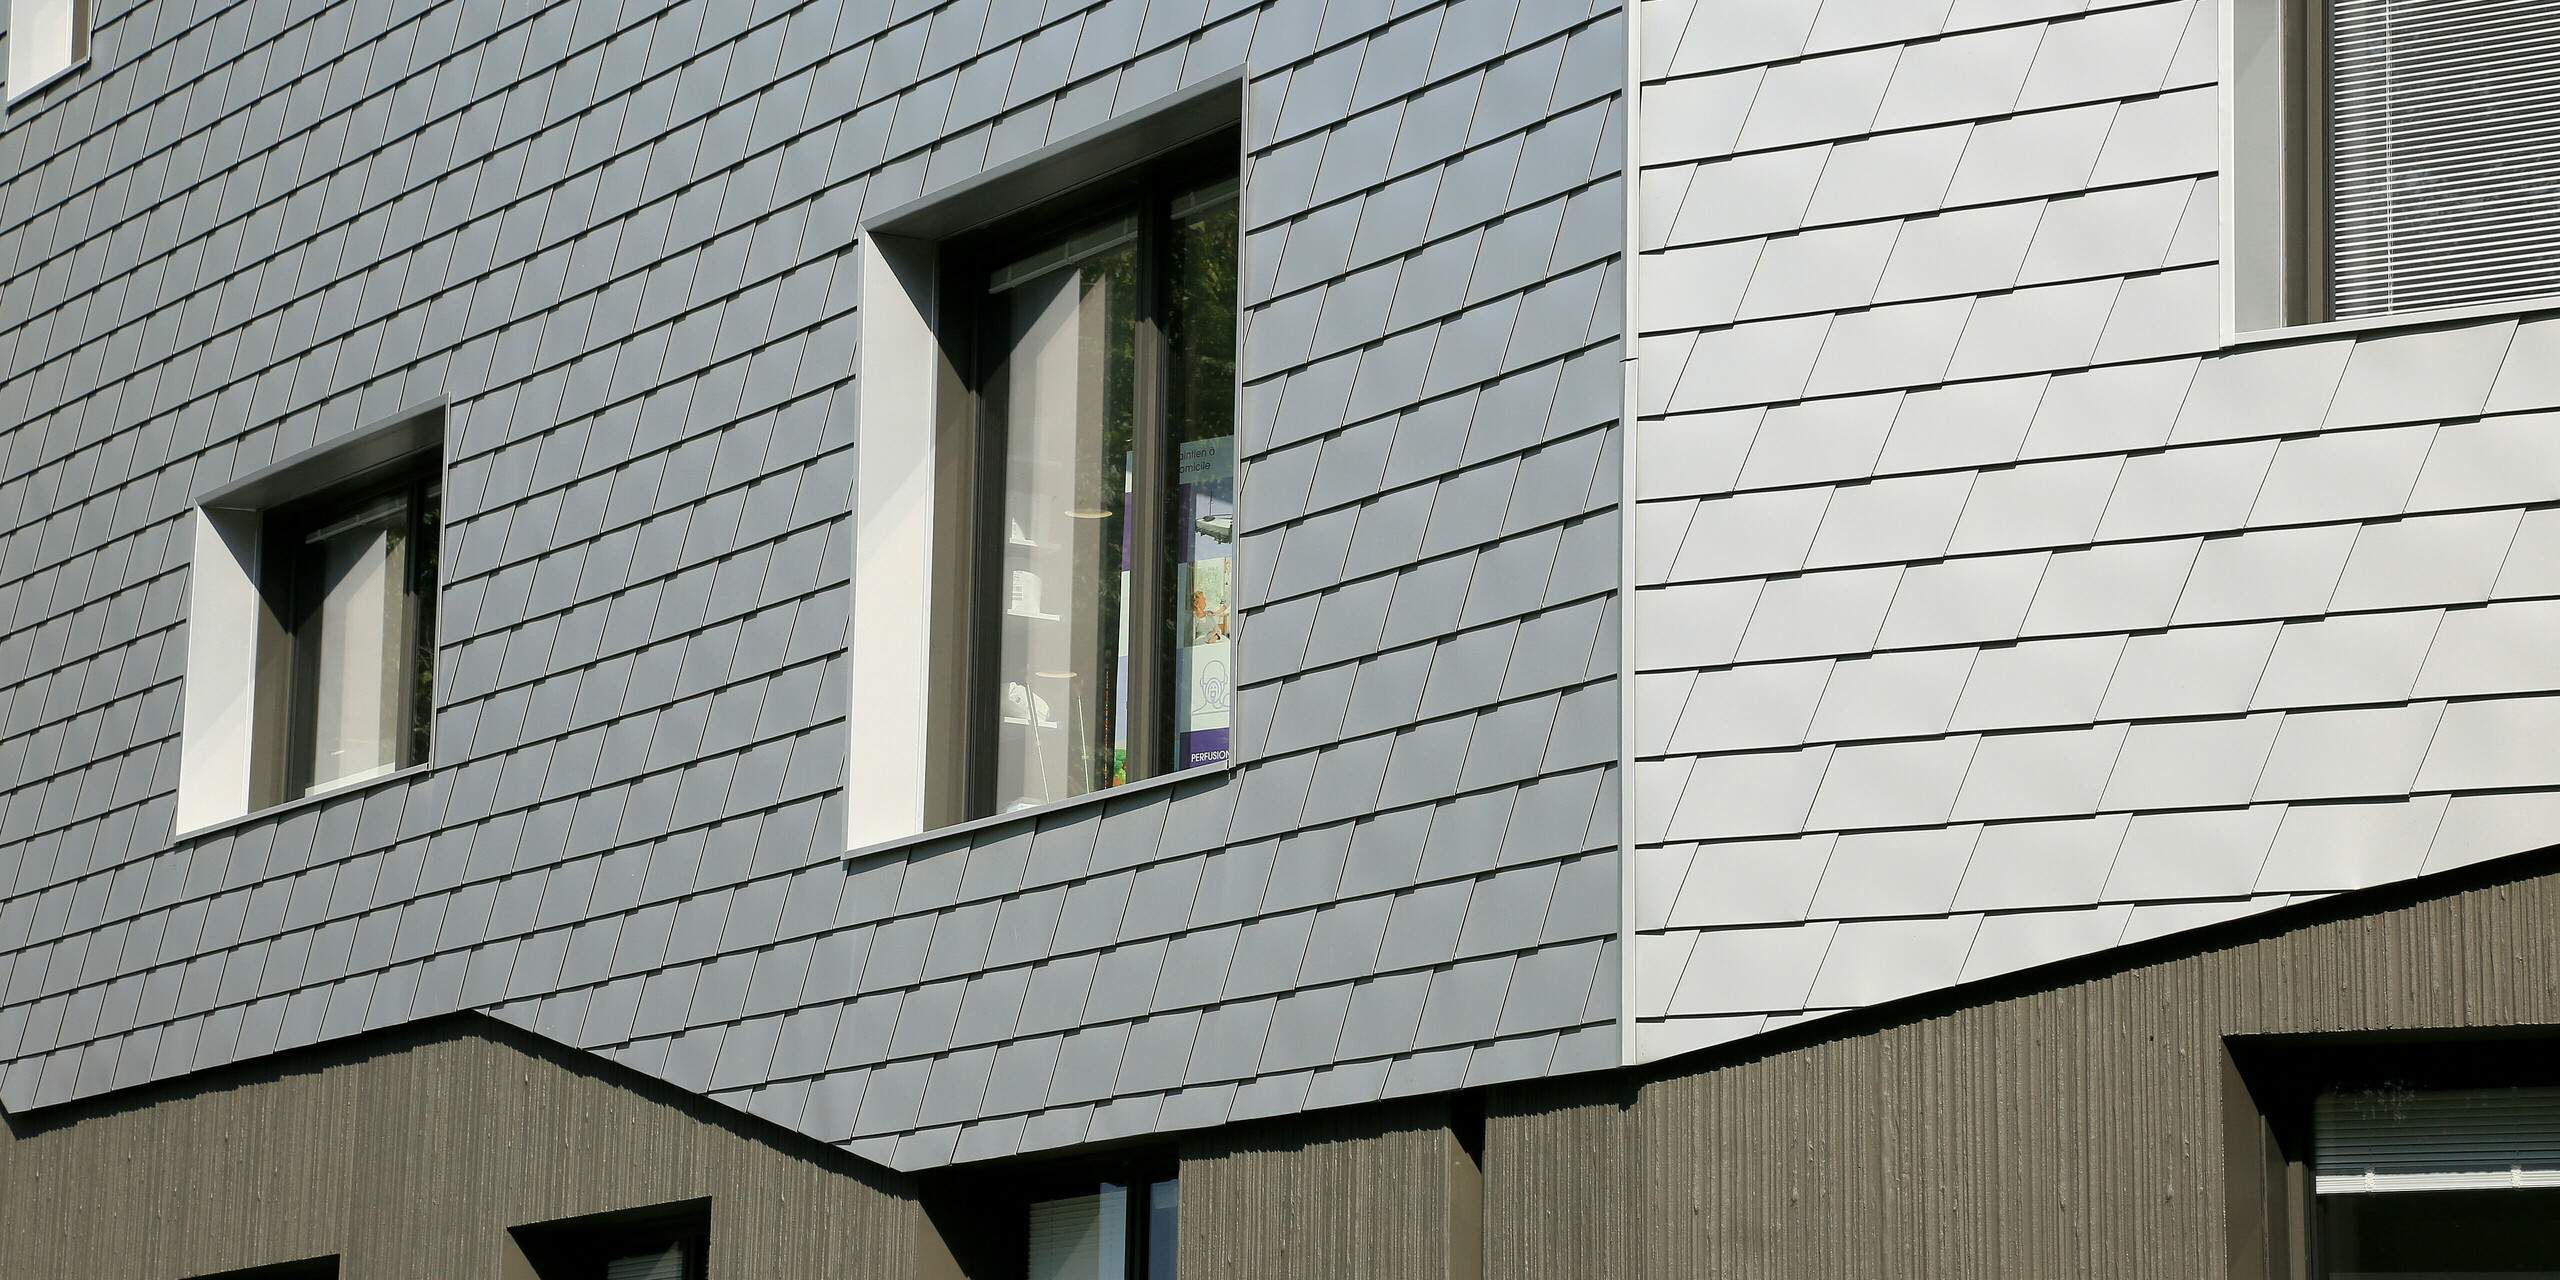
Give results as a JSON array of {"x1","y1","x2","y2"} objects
[
  {"x1": 2227, "y1": 1035, "x2": 2560, "y2": 1279},
  {"x1": 179, "y1": 405, "x2": 443, "y2": 832},
  {"x1": 929, "y1": 138, "x2": 1239, "y2": 822},
  {"x1": 6, "y1": 0, "x2": 87, "y2": 99},
  {"x1": 847, "y1": 72, "x2": 1242, "y2": 847},
  {"x1": 509, "y1": 1199, "x2": 710, "y2": 1280},
  {"x1": 2231, "y1": 0, "x2": 2560, "y2": 328},
  {"x1": 1027, "y1": 1178, "x2": 1179, "y2": 1280},
  {"x1": 918, "y1": 1155, "x2": 1178, "y2": 1280},
  {"x1": 253, "y1": 461, "x2": 440, "y2": 804}
]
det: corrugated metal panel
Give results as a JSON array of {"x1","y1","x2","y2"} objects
[{"x1": 2328, "y1": 0, "x2": 2560, "y2": 316}]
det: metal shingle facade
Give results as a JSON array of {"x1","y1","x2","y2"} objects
[
  {"x1": 0, "y1": 0, "x2": 1624, "y2": 1169},
  {"x1": 1630, "y1": 0, "x2": 2560, "y2": 1060}
]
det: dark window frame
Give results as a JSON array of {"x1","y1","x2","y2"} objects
[
  {"x1": 925, "y1": 129, "x2": 1241, "y2": 827},
  {"x1": 2224, "y1": 1029, "x2": 2560, "y2": 1280},
  {"x1": 248, "y1": 452, "x2": 441, "y2": 810}
]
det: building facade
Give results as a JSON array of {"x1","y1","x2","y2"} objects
[{"x1": 1, "y1": 0, "x2": 2557, "y2": 1275}]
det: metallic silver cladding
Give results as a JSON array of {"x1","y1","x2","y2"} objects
[
  {"x1": 1630, "y1": 0, "x2": 2560, "y2": 1058},
  {"x1": 0, "y1": 0, "x2": 1628, "y2": 1169}
]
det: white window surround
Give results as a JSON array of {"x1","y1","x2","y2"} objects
[
  {"x1": 6, "y1": 0, "x2": 87, "y2": 104},
  {"x1": 845, "y1": 69, "x2": 1245, "y2": 851},
  {"x1": 2220, "y1": 0, "x2": 2560, "y2": 344},
  {"x1": 176, "y1": 403, "x2": 444, "y2": 836}
]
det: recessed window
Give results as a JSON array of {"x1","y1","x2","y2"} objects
[
  {"x1": 2232, "y1": 0, "x2": 2560, "y2": 327},
  {"x1": 2228, "y1": 1035, "x2": 2560, "y2": 1280},
  {"x1": 179, "y1": 406, "x2": 443, "y2": 832},
  {"x1": 847, "y1": 74, "x2": 1242, "y2": 847},
  {"x1": 1027, "y1": 1178, "x2": 1178, "y2": 1280},
  {"x1": 919, "y1": 1156, "x2": 1179, "y2": 1280},
  {"x1": 931, "y1": 139, "x2": 1239, "y2": 821},
  {"x1": 6, "y1": 0, "x2": 87, "y2": 98},
  {"x1": 510, "y1": 1199, "x2": 710, "y2": 1280}
]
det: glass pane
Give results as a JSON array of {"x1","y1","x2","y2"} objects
[
  {"x1": 1162, "y1": 181, "x2": 1238, "y2": 773},
  {"x1": 2318, "y1": 1187, "x2": 2560, "y2": 1277},
  {"x1": 988, "y1": 236, "x2": 1139, "y2": 811},
  {"x1": 299, "y1": 491, "x2": 410, "y2": 796},
  {"x1": 1147, "y1": 1179, "x2": 1178, "y2": 1280},
  {"x1": 1027, "y1": 1187, "x2": 1130, "y2": 1280}
]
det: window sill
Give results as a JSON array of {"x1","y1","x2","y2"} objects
[
  {"x1": 2227, "y1": 291, "x2": 2560, "y2": 347},
  {"x1": 171, "y1": 762, "x2": 434, "y2": 845},
  {"x1": 843, "y1": 758, "x2": 1235, "y2": 866},
  {"x1": 6, "y1": 57, "x2": 90, "y2": 111}
]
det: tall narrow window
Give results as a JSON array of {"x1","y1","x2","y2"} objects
[
  {"x1": 256, "y1": 461, "x2": 439, "y2": 804},
  {"x1": 938, "y1": 140, "x2": 1239, "y2": 820},
  {"x1": 6, "y1": 0, "x2": 86, "y2": 97}
]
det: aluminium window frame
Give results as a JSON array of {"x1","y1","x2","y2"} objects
[{"x1": 925, "y1": 131, "x2": 1239, "y2": 827}]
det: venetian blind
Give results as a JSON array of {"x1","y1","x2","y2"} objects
[
  {"x1": 603, "y1": 1244, "x2": 688, "y2": 1280},
  {"x1": 2314, "y1": 1086, "x2": 2560, "y2": 1193},
  {"x1": 2326, "y1": 0, "x2": 2560, "y2": 318}
]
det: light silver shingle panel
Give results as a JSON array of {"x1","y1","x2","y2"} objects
[{"x1": 1634, "y1": 0, "x2": 2560, "y2": 1050}]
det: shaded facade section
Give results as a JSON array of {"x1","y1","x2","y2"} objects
[
  {"x1": 1492, "y1": 845, "x2": 2560, "y2": 1278},
  {"x1": 0, "y1": 1015, "x2": 917, "y2": 1280}
]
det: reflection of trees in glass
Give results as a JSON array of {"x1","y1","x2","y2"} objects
[{"x1": 1166, "y1": 204, "x2": 1239, "y2": 448}]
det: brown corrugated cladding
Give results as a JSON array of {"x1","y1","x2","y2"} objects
[
  {"x1": 0, "y1": 1016, "x2": 916, "y2": 1280},
  {"x1": 1487, "y1": 849, "x2": 2560, "y2": 1280},
  {"x1": 1177, "y1": 1097, "x2": 1473, "y2": 1280}
]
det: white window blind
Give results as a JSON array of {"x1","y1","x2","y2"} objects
[
  {"x1": 603, "y1": 1244, "x2": 688, "y2": 1280},
  {"x1": 2315, "y1": 1086, "x2": 2560, "y2": 1193},
  {"x1": 2326, "y1": 0, "x2": 2560, "y2": 318},
  {"x1": 1028, "y1": 1185, "x2": 1128, "y2": 1280}
]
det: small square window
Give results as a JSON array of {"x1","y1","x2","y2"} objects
[
  {"x1": 6, "y1": 0, "x2": 87, "y2": 99},
  {"x1": 178, "y1": 406, "x2": 443, "y2": 832}
]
